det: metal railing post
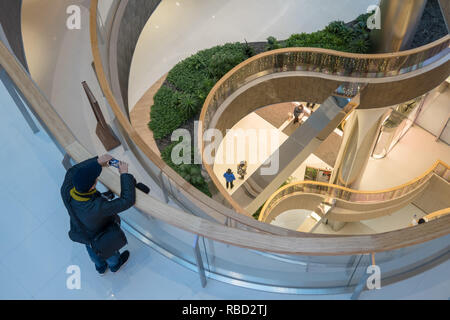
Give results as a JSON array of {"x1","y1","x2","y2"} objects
[
  {"x1": 350, "y1": 253, "x2": 374, "y2": 300},
  {"x1": 350, "y1": 272, "x2": 371, "y2": 300},
  {"x1": 193, "y1": 235, "x2": 207, "y2": 288},
  {"x1": 158, "y1": 171, "x2": 170, "y2": 203}
]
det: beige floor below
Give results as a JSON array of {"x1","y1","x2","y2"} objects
[
  {"x1": 356, "y1": 125, "x2": 450, "y2": 191},
  {"x1": 213, "y1": 112, "x2": 288, "y2": 195}
]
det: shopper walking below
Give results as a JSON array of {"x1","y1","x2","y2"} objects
[
  {"x1": 223, "y1": 168, "x2": 236, "y2": 189},
  {"x1": 237, "y1": 160, "x2": 248, "y2": 179},
  {"x1": 293, "y1": 103, "x2": 304, "y2": 124}
]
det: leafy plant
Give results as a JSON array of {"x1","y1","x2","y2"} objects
[
  {"x1": 243, "y1": 41, "x2": 255, "y2": 57},
  {"x1": 161, "y1": 140, "x2": 212, "y2": 197},
  {"x1": 253, "y1": 204, "x2": 264, "y2": 220},
  {"x1": 270, "y1": 14, "x2": 373, "y2": 54},
  {"x1": 349, "y1": 37, "x2": 371, "y2": 53},
  {"x1": 178, "y1": 164, "x2": 204, "y2": 186},
  {"x1": 305, "y1": 167, "x2": 318, "y2": 180},
  {"x1": 266, "y1": 36, "x2": 282, "y2": 51},
  {"x1": 150, "y1": 43, "x2": 252, "y2": 140},
  {"x1": 149, "y1": 87, "x2": 184, "y2": 139},
  {"x1": 324, "y1": 21, "x2": 346, "y2": 34},
  {"x1": 355, "y1": 12, "x2": 373, "y2": 25},
  {"x1": 179, "y1": 93, "x2": 200, "y2": 117},
  {"x1": 207, "y1": 50, "x2": 247, "y2": 79}
]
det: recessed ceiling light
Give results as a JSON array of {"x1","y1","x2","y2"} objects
[{"x1": 176, "y1": 2, "x2": 180, "y2": 6}]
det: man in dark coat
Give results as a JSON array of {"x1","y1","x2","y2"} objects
[
  {"x1": 293, "y1": 103, "x2": 304, "y2": 124},
  {"x1": 61, "y1": 154, "x2": 136, "y2": 274}
]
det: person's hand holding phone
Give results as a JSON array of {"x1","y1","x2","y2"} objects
[
  {"x1": 118, "y1": 161, "x2": 128, "y2": 174},
  {"x1": 98, "y1": 154, "x2": 113, "y2": 167}
]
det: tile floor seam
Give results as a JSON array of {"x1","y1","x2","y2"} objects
[
  {"x1": 0, "y1": 219, "x2": 44, "y2": 261},
  {"x1": 2, "y1": 222, "x2": 82, "y2": 296},
  {"x1": 0, "y1": 260, "x2": 35, "y2": 299}
]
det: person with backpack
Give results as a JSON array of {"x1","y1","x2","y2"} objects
[
  {"x1": 237, "y1": 160, "x2": 248, "y2": 179},
  {"x1": 61, "y1": 154, "x2": 136, "y2": 275}
]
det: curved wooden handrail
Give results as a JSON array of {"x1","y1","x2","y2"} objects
[
  {"x1": 199, "y1": 35, "x2": 450, "y2": 119},
  {"x1": 259, "y1": 160, "x2": 450, "y2": 222},
  {"x1": 423, "y1": 208, "x2": 450, "y2": 221},
  {"x1": 77, "y1": 0, "x2": 450, "y2": 254}
]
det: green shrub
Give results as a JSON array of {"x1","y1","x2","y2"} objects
[
  {"x1": 178, "y1": 164, "x2": 205, "y2": 186},
  {"x1": 252, "y1": 204, "x2": 264, "y2": 220},
  {"x1": 166, "y1": 42, "x2": 252, "y2": 94},
  {"x1": 349, "y1": 37, "x2": 371, "y2": 53},
  {"x1": 243, "y1": 42, "x2": 255, "y2": 57},
  {"x1": 271, "y1": 14, "x2": 372, "y2": 54},
  {"x1": 179, "y1": 93, "x2": 200, "y2": 118},
  {"x1": 161, "y1": 139, "x2": 211, "y2": 197},
  {"x1": 149, "y1": 87, "x2": 184, "y2": 139},
  {"x1": 150, "y1": 42, "x2": 252, "y2": 140},
  {"x1": 166, "y1": 56, "x2": 210, "y2": 94},
  {"x1": 266, "y1": 36, "x2": 282, "y2": 51},
  {"x1": 324, "y1": 21, "x2": 346, "y2": 34},
  {"x1": 286, "y1": 31, "x2": 348, "y2": 51},
  {"x1": 355, "y1": 12, "x2": 373, "y2": 25},
  {"x1": 207, "y1": 49, "x2": 247, "y2": 79}
]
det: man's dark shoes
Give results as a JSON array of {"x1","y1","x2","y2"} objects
[
  {"x1": 96, "y1": 264, "x2": 108, "y2": 275},
  {"x1": 110, "y1": 250, "x2": 130, "y2": 273}
]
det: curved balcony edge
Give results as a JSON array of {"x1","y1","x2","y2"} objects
[{"x1": 259, "y1": 161, "x2": 450, "y2": 223}]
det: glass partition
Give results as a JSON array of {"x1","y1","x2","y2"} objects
[
  {"x1": 372, "y1": 96, "x2": 424, "y2": 159},
  {"x1": 118, "y1": 201, "x2": 450, "y2": 293}
]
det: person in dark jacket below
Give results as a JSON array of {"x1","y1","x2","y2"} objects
[
  {"x1": 293, "y1": 103, "x2": 304, "y2": 124},
  {"x1": 61, "y1": 154, "x2": 136, "y2": 275},
  {"x1": 223, "y1": 168, "x2": 236, "y2": 189}
]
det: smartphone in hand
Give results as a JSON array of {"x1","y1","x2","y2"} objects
[{"x1": 108, "y1": 159, "x2": 120, "y2": 168}]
